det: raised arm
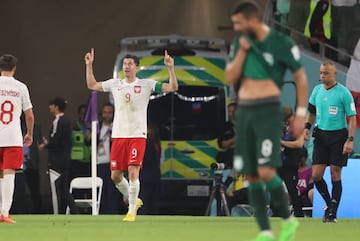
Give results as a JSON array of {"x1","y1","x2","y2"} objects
[
  {"x1": 85, "y1": 48, "x2": 103, "y2": 91},
  {"x1": 162, "y1": 50, "x2": 178, "y2": 93},
  {"x1": 225, "y1": 37, "x2": 250, "y2": 84}
]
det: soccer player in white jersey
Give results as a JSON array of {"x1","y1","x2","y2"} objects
[
  {"x1": 85, "y1": 48, "x2": 178, "y2": 221},
  {"x1": 0, "y1": 54, "x2": 34, "y2": 223}
]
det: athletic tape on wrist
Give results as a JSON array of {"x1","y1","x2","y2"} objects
[{"x1": 296, "y1": 107, "x2": 307, "y2": 117}]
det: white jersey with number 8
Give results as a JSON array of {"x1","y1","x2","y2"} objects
[
  {"x1": 102, "y1": 78, "x2": 157, "y2": 138},
  {"x1": 0, "y1": 76, "x2": 33, "y2": 147}
]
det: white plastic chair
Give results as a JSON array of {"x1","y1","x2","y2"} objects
[{"x1": 66, "y1": 177, "x2": 103, "y2": 215}]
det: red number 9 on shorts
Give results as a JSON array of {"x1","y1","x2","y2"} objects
[{"x1": 131, "y1": 148, "x2": 138, "y2": 159}]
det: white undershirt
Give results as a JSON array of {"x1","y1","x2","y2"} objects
[
  {"x1": 331, "y1": 0, "x2": 356, "y2": 6},
  {"x1": 97, "y1": 124, "x2": 111, "y2": 164}
]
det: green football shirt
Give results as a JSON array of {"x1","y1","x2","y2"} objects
[{"x1": 229, "y1": 30, "x2": 302, "y2": 88}]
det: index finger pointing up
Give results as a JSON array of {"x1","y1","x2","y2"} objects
[
  {"x1": 165, "y1": 50, "x2": 168, "y2": 57},
  {"x1": 91, "y1": 48, "x2": 94, "y2": 56}
]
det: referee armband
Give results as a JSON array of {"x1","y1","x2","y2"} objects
[
  {"x1": 154, "y1": 82, "x2": 164, "y2": 93},
  {"x1": 308, "y1": 103, "x2": 316, "y2": 114}
]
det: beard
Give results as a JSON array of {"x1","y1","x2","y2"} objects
[
  {"x1": 238, "y1": 27, "x2": 257, "y2": 39},
  {"x1": 247, "y1": 29, "x2": 257, "y2": 39}
]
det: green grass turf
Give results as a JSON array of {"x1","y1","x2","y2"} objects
[{"x1": 0, "y1": 215, "x2": 359, "y2": 241}]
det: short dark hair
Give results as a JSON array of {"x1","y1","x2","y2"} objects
[
  {"x1": 232, "y1": 1, "x2": 262, "y2": 20},
  {"x1": 77, "y1": 104, "x2": 86, "y2": 113},
  {"x1": 101, "y1": 102, "x2": 114, "y2": 111},
  {"x1": 49, "y1": 97, "x2": 67, "y2": 112},
  {"x1": 228, "y1": 102, "x2": 237, "y2": 108},
  {"x1": 0, "y1": 54, "x2": 17, "y2": 71},
  {"x1": 122, "y1": 54, "x2": 140, "y2": 66},
  {"x1": 100, "y1": 102, "x2": 114, "y2": 121},
  {"x1": 282, "y1": 106, "x2": 293, "y2": 121}
]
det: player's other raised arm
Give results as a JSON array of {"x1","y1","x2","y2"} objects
[
  {"x1": 85, "y1": 48, "x2": 103, "y2": 91},
  {"x1": 225, "y1": 37, "x2": 250, "y2": 84},
  {"x1": 162, "y1": 50, "x2": 178, "y2": 93}
]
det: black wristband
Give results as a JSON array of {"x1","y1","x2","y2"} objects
[{"x1": 305, "y1": 122, "x2": 312, "y2": 130}]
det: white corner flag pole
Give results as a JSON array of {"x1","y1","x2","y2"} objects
[{"x1": 91, "y1": 120, "x2": 98, "y2": 215}]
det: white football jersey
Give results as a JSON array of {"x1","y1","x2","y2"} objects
[
  {"x1": 102, "y1": 78, "x2": 156, "y2": 138},
  {"x1": 0, "y1": 76, "x2": 33, "y2": 147}
]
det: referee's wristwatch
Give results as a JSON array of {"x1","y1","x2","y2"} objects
[{"x1": 348, "y1": 136, "x2": 354, "y2": 142}]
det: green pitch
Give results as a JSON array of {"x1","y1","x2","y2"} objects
[{"x1": 0, "y1": 215, "x2": 359, "y2": 241}]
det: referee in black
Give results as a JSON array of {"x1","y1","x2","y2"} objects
[{"x1": 304, "y1": 62, "x2": 357, "y2": 223}]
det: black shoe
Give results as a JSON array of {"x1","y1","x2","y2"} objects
[
  {"x1": 322, "y1": 207, "x2": 337, "y2": 223},
  {"x1": 322, "y1": 207, "x2": 330, "y2": 223},
  {"x1": 327, "y1": 213, "x2": 337, "y2": 223},
  {"x1": 329, "y1": 199, "x2": 338, "y2": 223}
]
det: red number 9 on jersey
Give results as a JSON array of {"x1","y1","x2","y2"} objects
[{"x1": 125, "y1": 93, "x2": 131, "y2": 102}]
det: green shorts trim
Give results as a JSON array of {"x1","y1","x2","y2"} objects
[{"x1": 234, "y1": 102, "x2": 282, "y2": 176}]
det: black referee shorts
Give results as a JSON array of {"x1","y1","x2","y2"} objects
[{"x1": 312, "y1": 128, "x2": 348, "y2": 167}]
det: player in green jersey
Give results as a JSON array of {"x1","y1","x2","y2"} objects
[{"x1": 225, "y1": 2, "x2": 308, "y2": 241}]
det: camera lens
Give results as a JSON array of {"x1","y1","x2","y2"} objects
[{"x1": 210, "y1": 162, "x2": 225, "y2": 170}]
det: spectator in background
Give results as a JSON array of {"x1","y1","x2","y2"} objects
[
  {"x1": 97, "y1": 102, "x2": 123, "y2": 214},
  {"x1": 331, "y1": 0, "x2": 357, "y2": 63},
  {"x1": 139, "y1": 123, "x2": 161, "y2": 215},
  {"x1": 274, "y1": 0, "x2": 290, "y2": 31},
  {"x1": 70, "y1": 104, "x2": 91, "y2": 180},
  {"x1": 21, "y1": 116, "x2": 46, "y2": 214},
  {"x1": 210, "y1": 102, "x2": 237, "y2": 216},
  {"x1": 215, "y1": 102, "x2": 238, "y2": 215},
  {"x1": 304, "y1": 0, "x2": 333, "y2": 57},
  {"x1": 217, "y1": 103, "x2": 236, "y2": 169},
  {"x1": 297, "y1": 148, "x2": 313, "y2": 217},
  {"x1": 226, "y1": 173, "x2": 249, "y2": 213},
  {"x1": 346, "y1": 38, "x2": 360, "y2": 129},
  {"x1": 347, "y1": 38, "x2": 360, "y2": 89},
  {"x1": 278, "y1": 106, "x2": 304, "y2": 217},
  {"x1": 44, "y1": 97, "x2": 79, "y2": 214}
]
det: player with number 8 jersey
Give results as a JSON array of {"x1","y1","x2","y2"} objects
[
  {"x1": 225, "y1": 2, "x2": 308, "y2": 241},
  {"x1": 0, "y1": 54, "x2": 34, "y2": 223},
  {"x1": 85, "y1": 48, "x2": 178, "y2": 221},
  {"x1": 0, "y1": 76, "x2": 32, "y2": 147}
]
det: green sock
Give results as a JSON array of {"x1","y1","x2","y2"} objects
[
  {"x1": 266, "y1": 175, "x2": 291, "y2": 219},
  {"x1": 248, "y1": 182, "x2": 271, "y2": 231}
]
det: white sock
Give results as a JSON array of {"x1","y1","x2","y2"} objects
[
  {"x1": 128, "y1": 179, "x2": 140, "y2": 215},
  {"x1": 115, "y1": 178, "x2": 129, "y2": 202},
  {"x1": 283, "y1": 216, "x2": 295, "y2": 223},
  {"x1": 0, "y1": 178, "x2": 3, "y2": 214},
  {"x1": 260, "y1": 230, "x2": 274, "y2": 238},
  {"x1": 2, "y1": 174, "x2": 15, "y2": 217}
]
